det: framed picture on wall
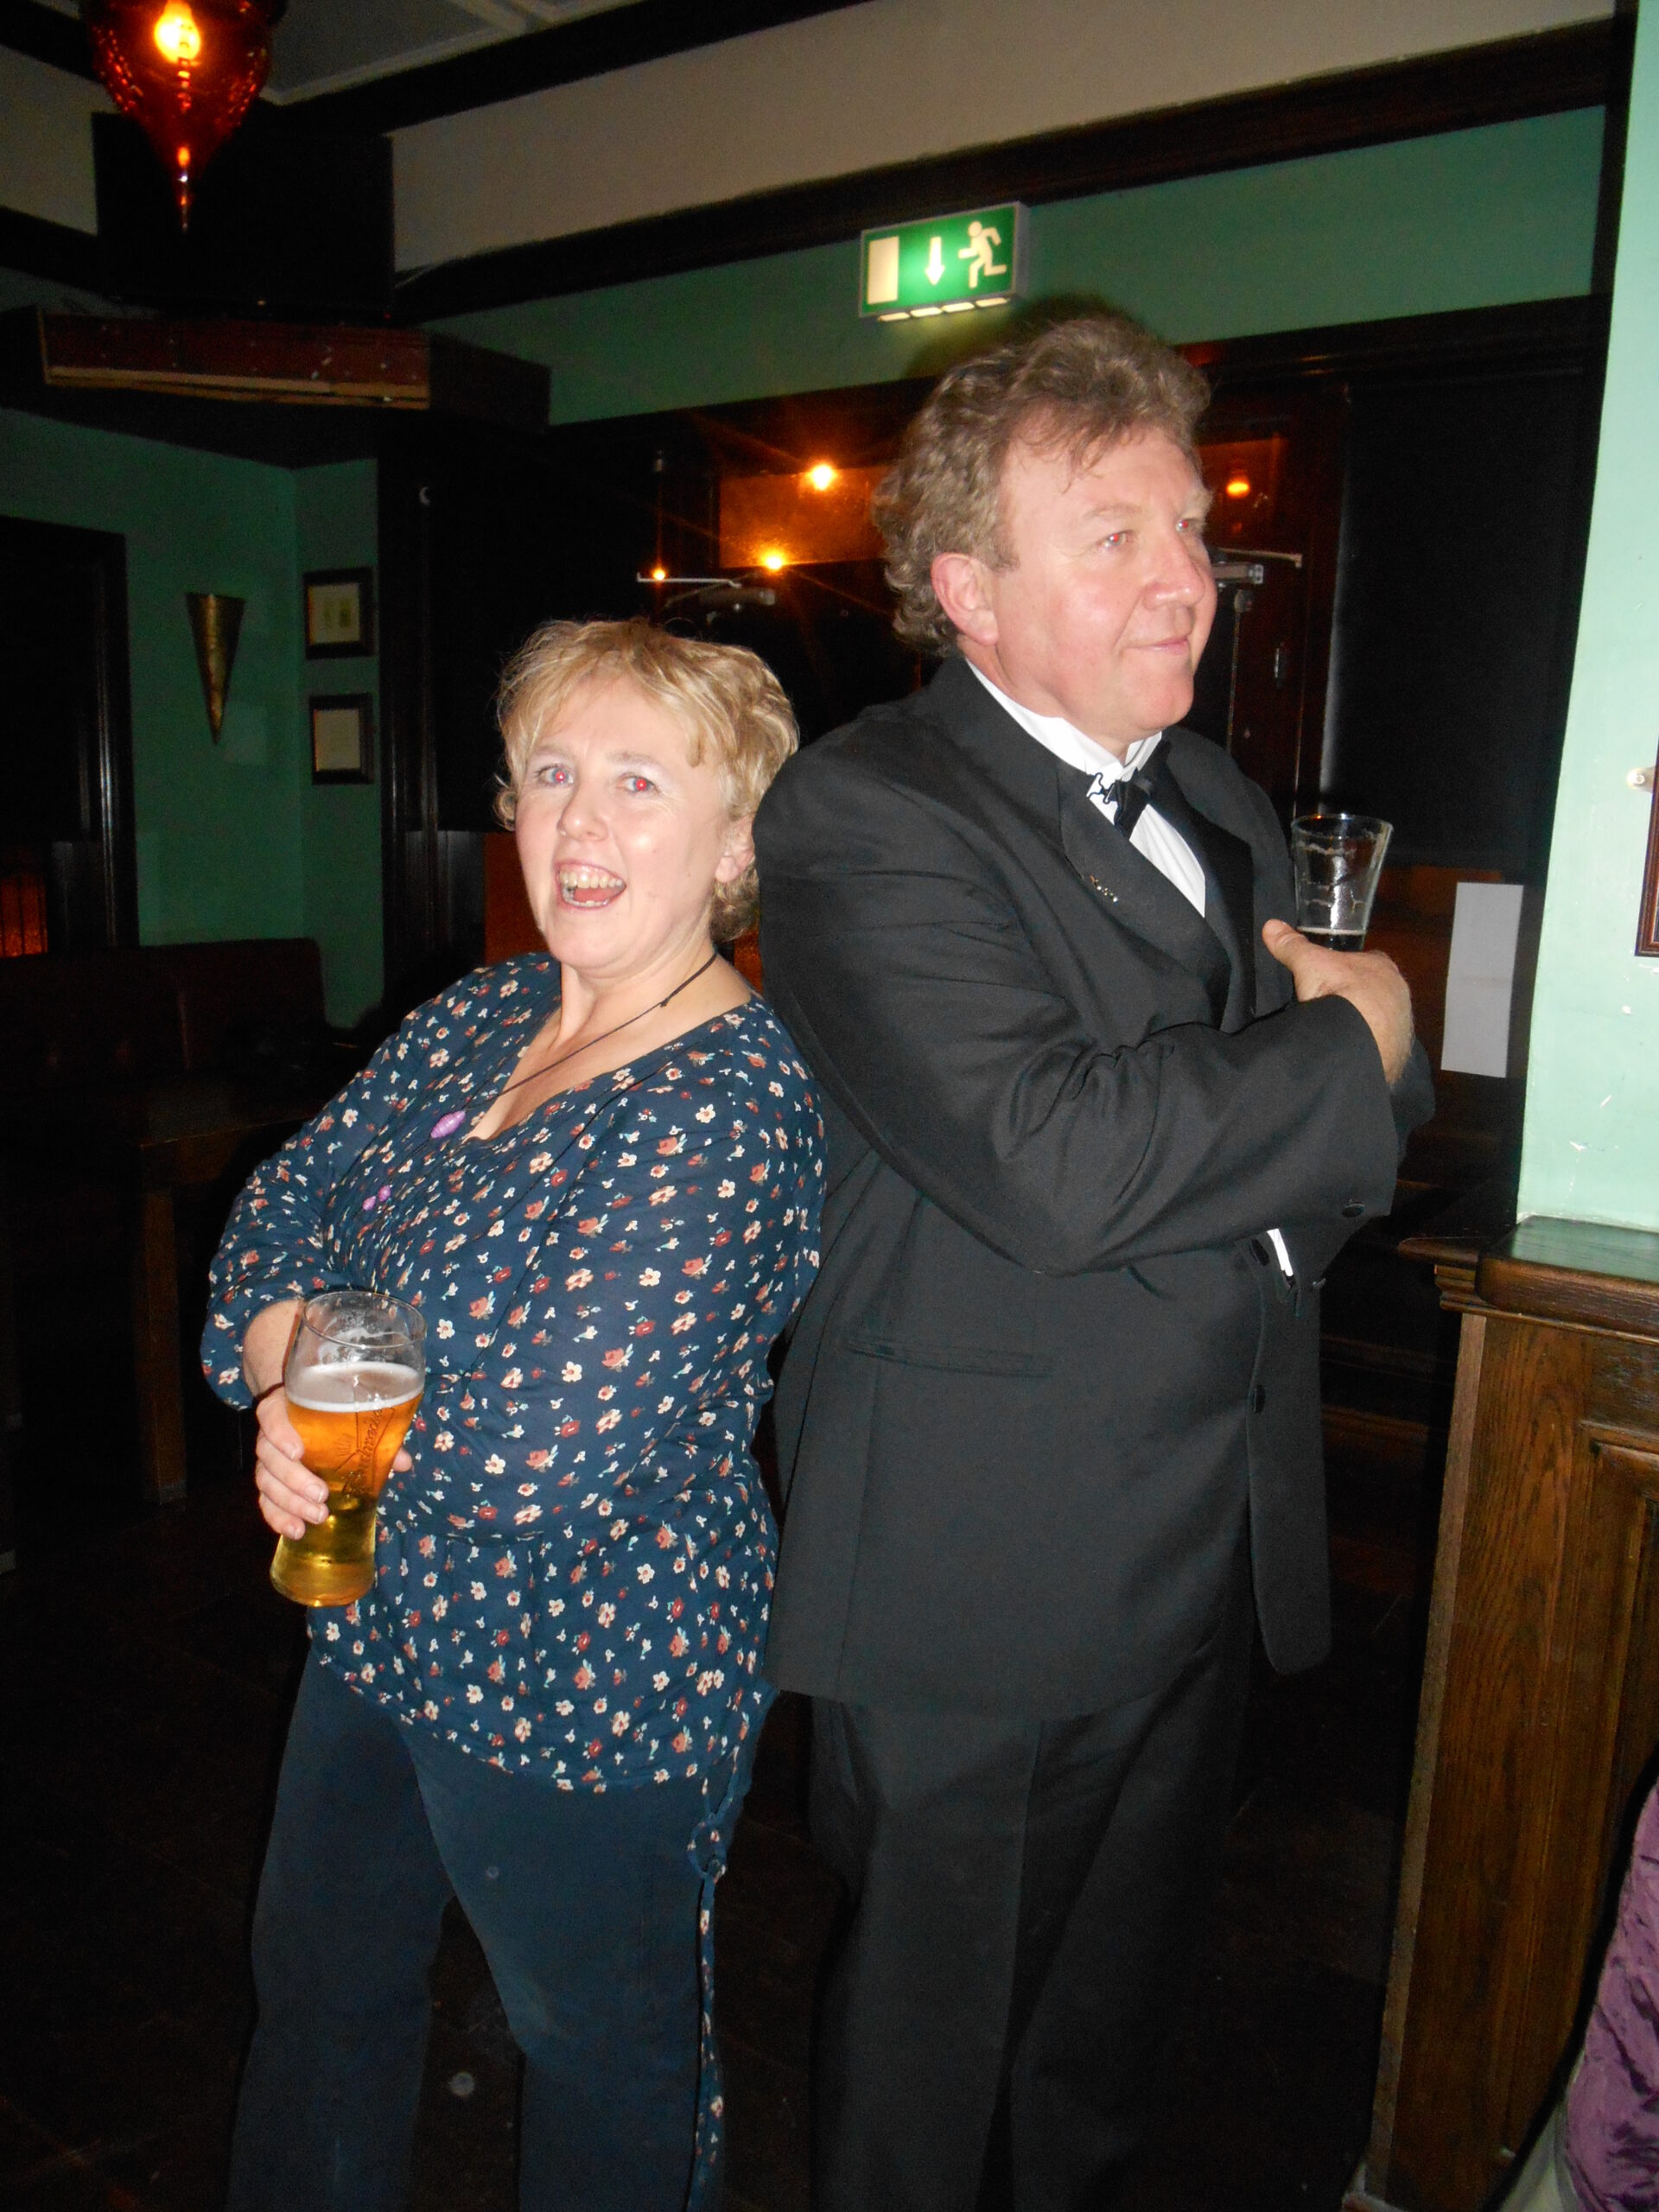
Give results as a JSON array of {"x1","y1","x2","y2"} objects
[
  {"x1": 303, "y1": 567, "x2": 375, "y2": 658},
  {"x1": 310, "y1": 694, "x2": 374, "y2": 785},
  {"x1": 1638, "y1": 757, "x2": 1659, "y2": 957}
]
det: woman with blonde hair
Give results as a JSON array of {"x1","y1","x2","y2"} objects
[{"x1": 204, "y1": 620, "x2": 822, "y2": 2212}]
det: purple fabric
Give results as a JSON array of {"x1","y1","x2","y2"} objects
[{"x1": 1565, "y1": 1782, "x2": 1659, "y2": 2209}]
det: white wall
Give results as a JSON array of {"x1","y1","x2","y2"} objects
[
  {"x1": 0, "y1": 45, "x2": 110, "y2": 232},
  {"x1": 392, "y1": 0, "x2": 1613, "y2": 269}
]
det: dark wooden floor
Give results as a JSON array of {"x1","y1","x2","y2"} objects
[{"x1": 0, "y1": 1408, "x2": 1437, "y2": 2211}]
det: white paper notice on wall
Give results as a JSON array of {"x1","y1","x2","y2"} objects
[{"x1": 1440, "y1": 881, "x2": 1526, "y2": 1077}]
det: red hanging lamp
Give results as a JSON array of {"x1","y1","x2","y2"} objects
[{"x1": 81, "y1": 1, "x2": 284, "y2": 229}]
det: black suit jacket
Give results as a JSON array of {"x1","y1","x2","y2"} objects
[{"x1": 755, "y1": 658, "x2": 1433, "y2": 1718}]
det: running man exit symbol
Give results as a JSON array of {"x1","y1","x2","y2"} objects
[
  {"x1": 960, "y1": 220, "x2": 1007, "y2": 288},
  {"x1": 859, "y1": 204, "x2": 1028, "y2": 319}
]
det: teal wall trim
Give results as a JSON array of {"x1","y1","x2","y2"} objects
[
  {"x1": 1518, "y1": 12, "x2": 1659, "y2": 1229},
  {"x1": 432, "y1": 109, "x2": 1606, "y2": 423}
]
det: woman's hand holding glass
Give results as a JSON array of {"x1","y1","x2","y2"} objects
[
  {"x1": 253, "y1": 1387, "x2": 414, "y2": 1541},
  {"x1": 252, "y1": 1291, "x2": 426, "y2": 1608}
]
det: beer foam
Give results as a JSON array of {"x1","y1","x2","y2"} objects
[{"x1": 288, "y1": 1361, "x2": 422, "y2": 1412}]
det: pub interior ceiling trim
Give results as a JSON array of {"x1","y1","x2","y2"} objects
[
  {"x1": 0, "y1": 10, "x2": 1627, "y2": 320},
  {"x1": 393, "y1": 16, "x2": 1629, "y2": 318},
  {"x1": 0, "y1": 0, "x2": 874, "y2": 118}
]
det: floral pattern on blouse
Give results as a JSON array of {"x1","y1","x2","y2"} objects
[{"x1": 202, "y1": 957, "x2": 823, "y2": 1796}]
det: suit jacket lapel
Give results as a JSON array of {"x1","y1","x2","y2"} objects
[
  {"x1": 1057, "y1": 777, "x2": 1230, "y2": 1023},
  {"x1": 924, "y1": 661, "x2": 1236, "y2": 1025},
  {"x1": 1153, "y1": 755, "x2": 1258, "y2": 1031}
]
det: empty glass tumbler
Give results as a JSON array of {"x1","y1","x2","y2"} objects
[{"x1": 1289, "y1": 813, "x2": 1393, "y2": 950}]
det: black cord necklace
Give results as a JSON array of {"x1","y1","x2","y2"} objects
[{"x1": 492, "y1": 946, "x2": 723, "y2": 1103}]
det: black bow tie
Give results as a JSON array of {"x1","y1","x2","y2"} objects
[{"x1": 1089, "y1": 741, "x2": 1166, "y2": 837}]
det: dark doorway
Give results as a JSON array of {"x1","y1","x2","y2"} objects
[
  {"x1": 378, "y1": 420, "x2": 569, "y2": 1016},
  {"x1": 1320, "y1": 363, "x2": 1598, "y2": 877},
  {"x1": 0, "y1": 514, "x2": 137, "y2": 956}
]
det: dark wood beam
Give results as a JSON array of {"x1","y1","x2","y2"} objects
[
  {"x1": 395, "y1": 17, "x2": 1629, "y2": 322},
  {"x1": 1, "y1": 309, "x2": 550, "y2": 440},
  {"x1": 0, "y1": 206, "x2": 108, "y2": 294},
  {"x1": 0, "y1": 0, "x2": 872, "y2": 127},
  {"x1": 0, "y1": 0, "x2": 95, "y2": 79},
  {"x1": 286, "y1": 0, "x2": 873, "y2": 136},
  {"x1": 1192, "y1": 293, "x2": 1611, "y2": 391}
]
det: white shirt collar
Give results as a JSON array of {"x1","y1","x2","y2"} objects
[{"x1": 968, "y1": 662, "x2": 1162, "y2": 784}]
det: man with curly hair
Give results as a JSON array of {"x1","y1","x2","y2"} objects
[{"x1": 753, "y1": 309, "x2": 1433, "y2": 2209}]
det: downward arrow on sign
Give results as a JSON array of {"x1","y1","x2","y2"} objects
[{"x1": 925, "y1": 237, "x2": 944, "y2": 284}]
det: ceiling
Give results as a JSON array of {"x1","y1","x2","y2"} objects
[
  {"x1": 266, "y1": 0, "x2": 645, "y2": 101},
  {"x1": 28, "y1": 0, "x2": 648, "y2": 100}
]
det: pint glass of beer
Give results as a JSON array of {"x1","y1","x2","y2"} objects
[{"x1": 270, "y1": 1289, "x2": 426, "y2": 1608}]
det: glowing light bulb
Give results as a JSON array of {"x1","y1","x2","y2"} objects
[
  {"x1": 154, "y1": 3, "x2": 203, "y2": 64},
  {"x1": 651, "y1": 565, "x2": 667, "y2": 582},
  {"x1": 1224, "y1": 475, "x2": 1251, "y2": 499},
  {"x1": 760, "y1": 550, "x2": 787, "y2": 572},
  {"x1": 805, "y1": 463, "x2": 836, "y2": 491}
]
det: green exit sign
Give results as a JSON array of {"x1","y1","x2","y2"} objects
[{"x1": 860, "y1": 204, "x2": 1028, "y2": 320}]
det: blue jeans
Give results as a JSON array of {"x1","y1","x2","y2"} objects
[{"x1": 226, "y1": 1651, "x2": 706, "y2": 2212}]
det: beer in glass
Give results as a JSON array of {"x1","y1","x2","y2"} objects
[{"x1": 270, "y1": 1290, "x2": 425, "y2": 1608}]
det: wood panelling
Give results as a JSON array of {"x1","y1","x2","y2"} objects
[
  {"x1": 1481, "y1": 1218, "x2": 1659, "y2": 1335},
  {"x1": 1361, "y1": 1223, "x2": 1659, "y2": 2212}
]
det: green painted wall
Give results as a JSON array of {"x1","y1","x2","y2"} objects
[
  {"x1": 1, "y1": 405, "x2": 303, "y2": 944},
  {"x1": 295, "y1": 461, "x2": 383, "y2": 1024},
  {"x1": 1517, "y1": 11, "x2": 1659, "y2": 1230},
  {"x1": 434, "y1": 108, "x2": 1606, "y2": 423},
  {"x1": 0, "y1": 410, "x2": 383, "y2": 1024}
]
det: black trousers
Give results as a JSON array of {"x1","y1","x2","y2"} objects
[
  {"x1": 808, "y1": 1544, "x2": 1255, "y2": 2212},
  {"x1": 226, "y1": 1652, "x2": 705, "y2": 2212}
]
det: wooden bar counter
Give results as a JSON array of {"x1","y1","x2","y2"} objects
[{"x1": 1354, "y1": 1214, "x2": 1659, "y2": 2212}]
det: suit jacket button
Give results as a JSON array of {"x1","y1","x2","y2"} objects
[
  {"x1": 1249, "y1": 1383, "x2": 1267, "y2": 1414},
  {"x1": 1341, "y1": 1202, "x2": 1365, "y2": 1219}
]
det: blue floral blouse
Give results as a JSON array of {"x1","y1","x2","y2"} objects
[{"x1": 202, "y1": 957, "x2": 823, "y2": 1796}]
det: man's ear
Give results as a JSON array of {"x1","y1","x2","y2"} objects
[{"x1": 931, "y1": 553, "x2": 998, "y2": 649}]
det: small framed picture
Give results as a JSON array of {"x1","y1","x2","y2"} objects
[
  {"x1": 303, "y1": 567, "x2": 375, "y2": 658},
  {"x1": 310, "y1": 694, "x2": 374, "y2": 785},
  {"x1": 1638, "y1": 757, "x2": 1659, "y2": 957}
]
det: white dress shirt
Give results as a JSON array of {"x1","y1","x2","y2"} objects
[
  {"x1": 969, "y1": 663, "x2": 1294, "y2": 1280},
  {"x1": 969, "y1": 664, "x2": 1207, "y2": 914}
]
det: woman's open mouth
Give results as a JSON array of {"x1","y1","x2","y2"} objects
[{"x1": 556, "y1": 864, "x2": 626, "y2": 909}]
